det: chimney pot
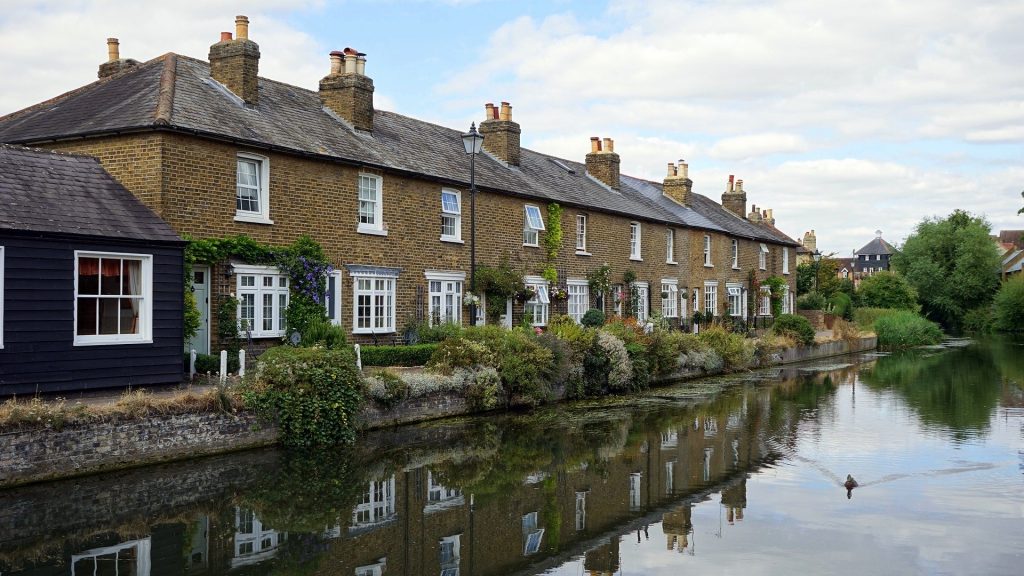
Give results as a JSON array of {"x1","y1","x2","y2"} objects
[
  {"x1": 235, "y1": 15, "x2": 249, "y2": 40},
  {"x1": 603, "y1": 137, "x2": 614, "y2": 153},
  {"x1": 736, "y1": 179, "x2": 744, "y2": 192},
  {"x1": 728, "y1": 175, "x2": 735, "y2": 193},
  {"x1": 356, "y1": 55, "x2": 366, "y2": 76},
  {"x1": 679, "y1": 160, "x2": 688, "y2": 179},
  {"x1": 591, "y1": 137, "x2": 601, "y2": 152},
  {"x1": 499, "y1": 101, "x2": 511, "y2": 121},
  {"x1": 343, "y1": 52, "x2": 357, "y2": 74},
  {"x1": 220, "y1": 32, "x2": 233, "y2": 42},
  {"x1": 667, "y1": 162, "x2": 676, "y2": 177},
  {"x1": 484, "y1": 102, "x2": 495, "y2": 119},
  {"x1": 106, "y1": 38, "x2": 119, "y2": 62},
  {"x1": 329, "y1": 51, "x2": 344, "y2": 74}
]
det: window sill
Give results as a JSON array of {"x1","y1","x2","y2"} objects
[
  {"x1": 358, "y1": 226, "x2": 388, "y2": 237},
  {"x1": 732, "y1": 266, "x2": 741, "y2": 270},
  {"x1": 523, "y1": 243, "x2": 539, "y2": 248},
  {"x1": 630, "y1": 256, "x2": 643, "y2": 262},
  {"x1": 74, "y1": 336, "x2": 153, "y2": 347},
  {"x1": 352, "y1": 328, "x2": 397, "y2": 335},
  {"x1": 704, "y1": 264, "x2": 714, "y2": 268},
  {"x1": 666, "y1": 260, "x2": 678, "y2": 265},
  {"x1": 575, "y1": 250, "x2": 592, "y2": 256},
  {"x1": 440, "y1": 237, "x2": 465, "y2": 244},
  {"x1": 247, "y1": 332, "x2": 287, "y2": 339},
  {"x1": 234, "y1": 214, "x2": 274, "y2": 225}
]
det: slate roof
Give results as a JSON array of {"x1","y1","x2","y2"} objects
[
  {"x1": 855, "y1": 237, "x2": 895, "y2": 256},
  {"x1": 0, "y1": 53, "x2": 797, "y2": 246},
  {"x1": 0, "y1": 144, "x2": 182, "y2": 242}
]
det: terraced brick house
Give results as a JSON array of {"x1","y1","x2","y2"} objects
[{"x1": 0, "y1": 16, "x2": 798, "y2": 354}]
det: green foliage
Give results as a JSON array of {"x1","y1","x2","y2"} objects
[
  {"x1": 426, "y1": 338, "x2": 493, "y2": 373},
  {"x1": 408, "y1": 320, "x2": 462, "y2": 343},
  {"x1": 625, "y1": 342, "x2": 651, "y2": 391},
  {"x1": 596, "y1": 330, "x2": 632, "y2": 391},
  {"x1": 543, "y1": 203, "x2": 563, "y2": 261},
  {"x1": 796, "y1": 259, "x2": 841, "y2": 297},
  {"x1": 496, "y1": 329, "x2": 556, "y2": 405},
  {"x1": 475, "y1": 257, "x2": 525, "y2": 323},
  {"x1": 796, "y1": 263, "x2": 815, "y2": 295},
  {"x1": 299, "y1": 320, "x2": 349, "y2": 349},
  {"x1": 772, "y1": 313, "x2": 815, "y2": 345},
  {"x1": 284, "y1": 295, "x2": 329, "y2": 340},
  {"x1": 183, "y1": 288, "x2": 201, "y2": 342},
  {"x1": 541, "y1": 265, "x2": 558, "y2": 284},
  {"x1": 829, "y1": 292, "x2": 853, "y2": 320},
  {"x1": 369, "y1": 369, "x2": 409, "y2": 408},
  {"x1": 217, "y1": 295, "x2": 242, "y2": 356},
  {"x1": 362, "y1": 344, "x2": 439, "y2": 367},
  {"x1": 891, "y1": 210, "x2": 1001, "y2": 331},
  {"x1": 857, "y1": 271, "x2": 918, "y2": 310},
  {"x1": 243, "y1": 346, "x2": 364, "y2": 447},
  {"x1": 622, "y1": 269, "x2": 637, "y2": 284},
  {"x1": 696, "y1": 325, "x2": 753, "y2": 370},
  {"x1": 586, "y1": 265, "x2": 612, "y2": 300},
  {"x1": 461, "y1": 367, "x2": 504, "y2": 411},
  {"x1": 762, "y1": 276, "x2": 788, "y2": 317},
  {"x1": 874, "y1": 311, "x2": 943, "y2": 348},
  {"x1": 993, "y1": 275, "x2": 1024, "y2": 332},
  {"x1": 190, "y1": 352, "x2": 239, "y2": 374},
  {"x1": 962, "y1": 306, "x2": 994, "y2": 335},
  {"x1": 797, "y1": 291, "x2": 827, "y2": 311},
  {"x1": 853, "y1": 307, "x2": 900, "y2": 330},
  {"x1": 581, "y1": 308, "x2": 606, "y2": 328}
]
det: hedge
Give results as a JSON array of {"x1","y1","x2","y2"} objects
[{"x1": 360, "y1": 344, "x2": 439, "y2": 367}]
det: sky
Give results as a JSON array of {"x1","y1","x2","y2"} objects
[{"x1": 0, "y1": 0, "x2": 1022, "y2": 254}]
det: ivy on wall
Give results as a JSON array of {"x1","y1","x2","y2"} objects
[{"x1": 542, "y1": 203, "x2": 563, "y2": 284}]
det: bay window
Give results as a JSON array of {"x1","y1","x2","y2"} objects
[
  {"x1": 759, "y1": 286, "x2": 772, "y2": 316},
  {"x1": 325, "y1": 270, "x2": 343, "y2": 326},
  {"x1": 632, "y1": 281, "x2": 649, "y2": 322},
  {"x1": 236, "y1": 265, "x2": 289, "y2": 338},
  {"x1": 612, "y1": 284, "x2": 624, "y2": 316},
  {"x1": 75, "y1": 252, "x2": 152, "y2": 345}
]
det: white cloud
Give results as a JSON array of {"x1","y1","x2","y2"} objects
[{"x1": 709, "y1": 133, "x2": 809, "y2": 161}]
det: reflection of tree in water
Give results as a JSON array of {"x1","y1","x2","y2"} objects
[{"x1": 861, "y1": 344, "x2": 1003, "y2": 441}]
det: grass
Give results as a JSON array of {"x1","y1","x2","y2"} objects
[
  {"x1": 873, "y1": 310, "x2": 944, "y2": 349},
  {"x1": 0, "y1": 386, "x2": 243, "y2": 432}
]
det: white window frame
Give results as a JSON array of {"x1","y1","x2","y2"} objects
[
  {"x1": 759, "y1": 243, "x2": 769, "y2": 270},
  {"x1": 440, "y1": 189, "x2": 462, "y2": 243},
  {"x1": 235, "y1": 264, "x2": 289, "y2": 338},
  {"x1": 325, "y1": 270, "x2": 343, "y2": 326},
  {"x1": 782, "y1": 284, "x2": 792, "y2": 314},
  {"x1": 612, "y1": 284, "x2": 623, "y2": 316},
  {"x1": 575, "y1": 492, "x2": 588, "y2": 531},
  {"x1": 703, "y1": 235, "x2": 713, "y2": 267},
  {"x1": 426, "y1": 270, "x2": 465, "y2": 326},
  {"x1": 666, "y1": 229, "x2": 676, "y2": 264},
  {"x1": 661, "y1": 279, "x2": 678, "y2": 318},
  {"x1": 352, "y1": 477, "x2": 397, "y2": 529},
  {"x1": 632, "y1": 281, "x2": 649, "y2": 322},
  {"x1": 727, "y1": 283, "x2": 743, "y2": 317},
  {"x1": 71, "y1": 538, "x2": 152, "y2": 576},
  {"x1": 759, "y1": 286, "x2": 772, "y2": 316},
  {"x1": 522, "y1": 512, "x2": 545, "y2": 556},
  {"x1": 783, "y1": 247, "x2": 790, "y2": 274},
  {"x1": 704, "y1": 281, "x2": 718, "y2": 316},
  {"x1": 630, "y1": 222, "x2": 642, "y2": 261},
  {"x1": 523, "y1": 276, "x2": 549, "y2": 326},
  {"x1": 352, "y1": 270, "x2": 398, "y2": 334},
  {"x1": 357, "y1": 173, "x2": 386, "y2": 236},
  {"x1": 567, "y1": 280, "x2": 589, "y2": 323},
  {"x1": 575, "y1": 214, "x2": 588, "y2": 253},
  {"x1": 74, "y1": 251, "x2": 153, "y2": 346},
  {"x1": 523, "y1": 205, "x2": 545, "y2": 246},
  {"x1": 731, "y1": 239, "x2": 739, "y2": 269},
  {"x1": 235, "y1": 153, "x2": 272, "y2": 224}
]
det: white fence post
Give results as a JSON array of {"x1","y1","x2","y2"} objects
[
  {"x1": 239, "y1": 349, "x2": 246, "y2": 377},
  {"x1": 219, "y1": 350, "x2": 227, "y2": 384},
  {"x1": 354, "y1": 343, "x2": 362, "y2": 370},
  {"x1": 189, "y1": 349, "x2": 197, "y2": 380}
]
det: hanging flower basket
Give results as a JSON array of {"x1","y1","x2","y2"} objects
[
  {"x1": 515, "y1": 286, "x2": 537, "y2": 303},
  {"x1": 549, "y1": 286, "x2": 569, "y2": 302},
  {"x1": 463, "y1": 292, "x2": 481, "y2": 307}
]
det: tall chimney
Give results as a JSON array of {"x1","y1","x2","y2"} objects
[
  {"x1": 479, "y1": 100, "x2": 521, "y2": 165},
  {"x1": 319, "y1": 47, "x2": 375, "y2": 131},
  {"x1": 209, "y1": 15, "x2": 261, "y2": 105},
  {"x1": 722, "y1": 174, "x2": 747, "y2": 218},
  {"x1": 802, "y1": 230, "x2": 817, "y2": 252},
  {"x1": 98, "y1": 37, "x2": 140, "y2": 79},
  {"x1": 748, "y1": 204, "x2": 762, "y2": 222},
  {"x1": 586, "y1": 136, "x2": 620, "y2": 190},
  {"x1": 663, "y1": 158, "x2": 693, "y2": 206},
  {"x1": 765, "y1": 208, "x2": 775, "y2": 226}
]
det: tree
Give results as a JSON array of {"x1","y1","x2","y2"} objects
[
  {"x1": 795, "y1": 259, "x2": 841, "y2": 297},
  {"x1": 993, "y1": 275, "x2": 1024, "y2": 332},
  {"x1": 857, "y1": 271, "x2": 918, "y2": 310},
  {"x1": 891, "y1": 210, "x2": 1002, "y2": 331}
]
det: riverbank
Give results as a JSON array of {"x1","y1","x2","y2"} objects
[{"x1": 0, "y1": 335, "x2": 876, "y2": 487}]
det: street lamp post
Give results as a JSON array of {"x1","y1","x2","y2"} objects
[
  {"x1": 462, "y1": 122, "x2": 484, "y2": 326},
  {"x1": 812, "y1": 249, "x2": 822, "y2": 294}
]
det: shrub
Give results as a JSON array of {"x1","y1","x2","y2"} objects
[
  {"x1": 772, "y1": 313, "x2": 815, "y2": 345},
  {"x1": 853, "y1": 307, "x2": 900, "y2": 331},
  {"x1": 828, "y1": 292, "x2": 853, "y2": 320},
  {"x1": 366, "y1": 369, "x2": 409, "y2": 408},
  {"x1": 993, "y1": 276, "x2": 1024, "y2": 332},
  {"x1": 832, "y1": 317, "x2": 862, "y2": 342},
  {"x1": 496, "y1": 329, "x2": 555, "y2": 405},
  {"x1": 685, "y1": 348, "x2": 724, "y2": 372},
  {"x1": 300, "y1": 320, "x2": 348, "y2": 349},
  {"x1": 416, "y1": 321, "x2": 463, "y2": 343},
  {"x1": 962, "y1": 305, "x2": 994, "y2": 335},
  {"x1": 457, "y1": 367, "x2": 504, "y2": 411},
  {"x1": 857, "y1": 271, "x2": 918, "y2": 310},
  {"x1": 602, "y1": 317, "x2": 649, "y2": 346},
  {"x1": 244, "y1": 346, "x2": 363, "y2": 447},
  {"x1": 625, "y1": 342, "x2": 651, "y2": 391},
  {"x1": 797, "y1": 291, "x2": 827, "y2": 311},
  {"x1": 361, "y1": 344, "x2": 439, "y2": 367},
  {"x1": 188, "y1": 352, "x2": 240, "y2": 374},
  {"x1": 596, "y1": 330, "x2": 633, "y2": 391},
  {"x1": 753, "y1": 333, "x2": 797, "y2": 365},
  {"x1": 426, "y1": 338, "x2": 492, "y2": 374},
  {"x1": 462, "y1": 324, "x2": 509, "y2": 353},
  {"x1": 581, "y1": 308, "x2": 606, "y2": 328},
  {"x1": 696, "y1": 325, "x2": 753, "y2": 371},
  {"x1": 538, "y1": 332, "x2": 572, "y2": 388},
  {"x1": 873, "y1": 310, "x2": 943, "y2": 348}
]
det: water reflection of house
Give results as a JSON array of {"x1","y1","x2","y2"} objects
[
  {"x1": 663, "y1": 504, "x2": 694, "y2": 553},
  {"x1": 583, "y1": 537, "x2": 620, "y2": 575},
  {"x1": 721, "y1": 478, "x2": 747, "y2": 524},
  {"x1": 232, "y1": 508, "x2": 286, "y2": 568},
  {"x1": 71, "y1": 538, "x2": 152, "y2": 575}
]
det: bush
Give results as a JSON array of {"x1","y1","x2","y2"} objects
[
  {"x1": 853, "y1": 307, "x2": 900, "y2": 331},
  {"x1": 797, "y1": 291, "x2": 827, "y2": 311},
  {"x1": 366, "y1": 369, "x2": 409, "y2": 408},
  {"x1": 596, "y1": 330, "x2": 632, "y2": 391},
  {"x1": 625, "y1": 342, "x2": 651, "y2": 391},
  {"x1": 581, "y1": 308, "x2": 606, "y2": 328},
  {"x1": 857, "y1": 271, "x2": 918, "y2": 310},
  {"x1": 187, "y1": 352, "x2": 240, "y2": 374},
  {"x1": 496, "y1": 329, "x2": 555, "y2": 405},
  {"x1": 873, "y1": 310, "x2": 943, "y2": 348},
  {"x1": 602, "y1": 317, "x2": 649, "y2": 346},
  {"x1": 993, "y1": 276, "x2": 1024, "y2": 332},
  {"x1": 416, "y1": 321, "x2": 463, "y2": 343},
  {"x1": 962, "y1": 305, "x2": 994, "y2": 335},
  {"x1": 426, "y1": 338, "x2": 492, "y2": 374},
  {"x1": 457, "y1": 367, "x2": 504, "y2": 411},
  {"x1": 361, "y1": 344, "x2": 439, "y2": 367},
  {"x1": 696, "y1": 325, "x2": 753, "y2": 371},
  {"x1": 772, "y1": 314, "x2": 815, "y2": 345},
  {"x1": 300, "y1": 320, "x2": 348, "y2": 349},
  {"x1": 828, "y1": 292, "x2": 853, "y2": 320},
  {"x1": 243, "y1": 346, "x2": 363, "y2": 447}
]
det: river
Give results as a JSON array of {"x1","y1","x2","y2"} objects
[{"x1": 1, "y1": 337, "x2": 1022, "y2": 575}]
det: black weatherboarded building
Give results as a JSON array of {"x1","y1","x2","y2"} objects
[{"x1": 0, "y1": 145, "x2": 184, "y2": 394}]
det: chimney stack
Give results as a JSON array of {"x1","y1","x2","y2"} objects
[
  {"x1": 585, "y1": 136, "x2": 621, "y2": 190},
  {"x1": 209, "y1": 15, "x2": 261, "y2": 105},
  {"x1": 748, "y1": 204, "x2": 762, "y2": 222},
  {"x1": 765, "y1": 208, "x2": 775, "y2": 226},
  {"x1": 663, "y1": 158, "x2": 693, "y2": 206},
  {"x1": 319, "y1": 47, "x2": 376, "y2": 131},
  {"x1": 722, "y1": 174, "x2": 747, "y2": 218},
  {"x1": 98, "y1": 37, "x2": 140, "y2": 79},
  {"x1": 479, "y1": 101, "x2": 521, "y2": 165},
  {"x1": 802, "y1": 230, "x2": 817, "y2": 252}
]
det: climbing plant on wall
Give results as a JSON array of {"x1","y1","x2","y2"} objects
[{"x1": 541, "y1": 203, "x2": 563, "y2": 283}]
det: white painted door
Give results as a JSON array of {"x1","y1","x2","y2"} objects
[{"x1": 188, "y1": 266, "x2": 210, "y2": 354}]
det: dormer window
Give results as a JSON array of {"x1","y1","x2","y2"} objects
[
  {"x1": 524, "y1": 205, "x2": 544, "y2": 246},
  {"x1": 235, "y1": 153, "x2": 272, "y2": 224}
]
